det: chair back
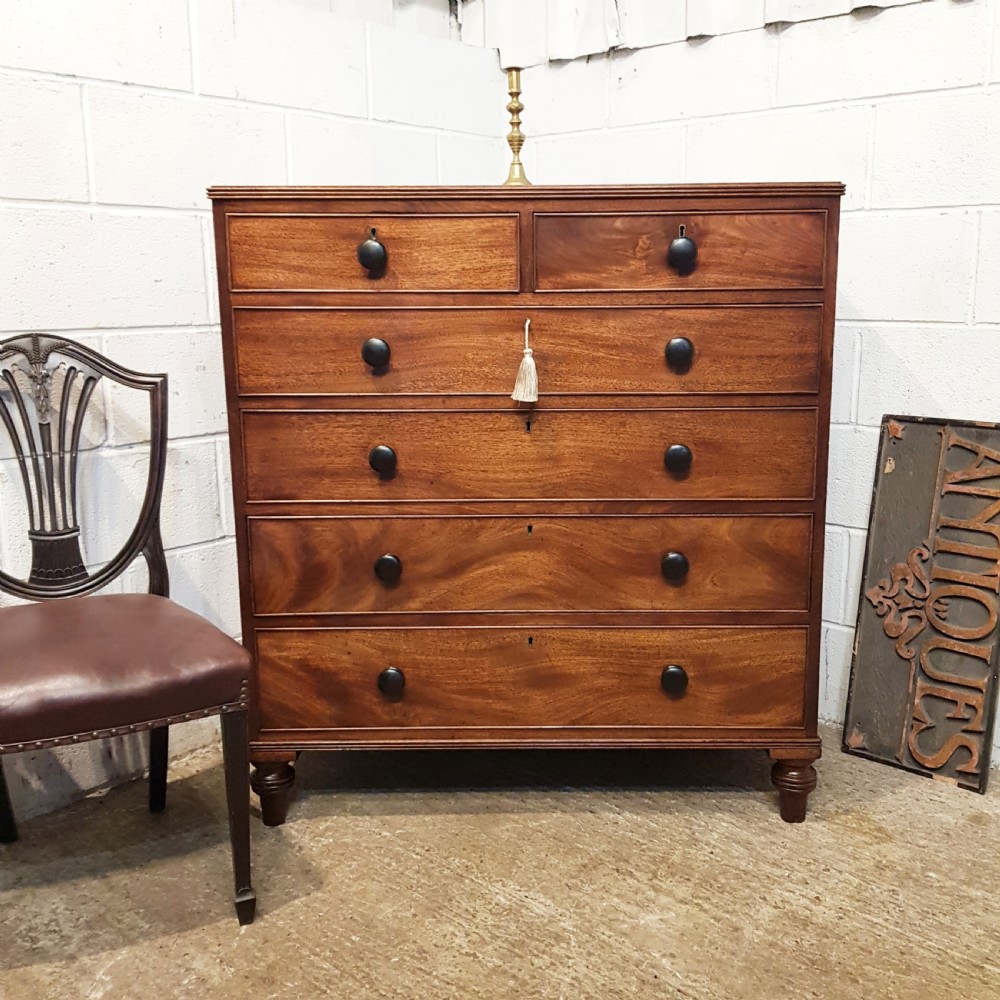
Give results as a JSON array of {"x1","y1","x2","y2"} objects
[{"x1": 0, "y1": 334, "x2": 168, "y2": 600}]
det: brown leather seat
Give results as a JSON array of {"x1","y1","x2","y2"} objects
[{"x1": 0, "y1": 595, "x2": 250, "y2": 750}]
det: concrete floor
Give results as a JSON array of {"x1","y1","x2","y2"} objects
[{"x1": 1, "y1": 725, "x2": 998, "y2": 1000}]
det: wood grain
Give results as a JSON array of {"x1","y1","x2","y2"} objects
[
  {"x1": 535, "y1": 212, "x2": 826, "y2": 290},
  {"x1": 248, "y1": 514, "x2": 812, "y2": 614},
  {"x1": 255, "y1": 626, "x2": 808, "y2": 730},
  {"x1": 233, "y1": 305, "x2": 823, "y2": 397},
  {"x1": 242, "y1": 407, "x2": 817, "y2": 502},
  {"x1": 227, "y1": 214, "x2": 519, "y2": 291}
]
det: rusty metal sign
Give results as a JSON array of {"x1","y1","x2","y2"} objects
[{"x1": 844, "y1": 415, "x2": 1000, "y2": 792}]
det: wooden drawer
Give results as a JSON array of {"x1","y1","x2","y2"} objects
[
  {"x1": 534, "y1": 212, "x2": 826, "y2": 291},
  {"x1": 255, "y1": 626, "x2": 808, "y2": 731},
  {"x1": 227, "y1": 214, "x2": 519, "y2": 292},
  {"x1": 242, "y1": 407, "x2": 817, "y2": 502},
  {"x1": 233, "y1": 306, "x2": 823, "y2": 397},
  {"x1": 248, "y1": 515, "x2": 812, "y2": 615}
]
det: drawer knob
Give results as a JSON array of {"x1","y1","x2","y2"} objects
[
  {"x1": 664, "y1": 443, "x2": 693, "y2": 475},
  {"x1": 377, "y1": 666, "x2": 406, "y2": 697},
  {"x1": 361, "y1": 337, "x2": 391, "y2": 368},
  {"x1": 661, "y1": 551, "x2": 689, "y2": 581},
  {"x1": 357, "y1": 230, "x2": 388, "y2": 273},
  {"x1": 665, "y1": 337, "x2": 695, "y2": 374},
  {"x1": 660, "y1": 665, "x2": 689, "y2": 696},
  {"x1": 667, "y1": 226, "x2": 697, "y2": 274},
  {"x1": 374, "y1": 553, "x2": 402, "y2": 584},
  {"x1": 368, "y1": 444, "x2": 397, "y2": 475}
]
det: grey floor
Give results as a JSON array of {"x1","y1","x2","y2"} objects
[{"x1": 1, "y1": 725, "x2": 998, "y2": 999}]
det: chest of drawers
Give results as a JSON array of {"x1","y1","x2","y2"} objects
[{"x1": 210, "y1": 184, "x2": 842, "y2": 825}]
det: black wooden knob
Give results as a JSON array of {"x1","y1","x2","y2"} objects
[
  {"x1": 374, "y1": 553, "x2": 402, "y2": 584},
  {"x1": 357, "y1": 235, "x2": 387, "y2": 272},
  {"x1": 377, "y1": 666, "x2": 405, "y2": 697},
  {"x1": 660, "y1": 665, "x2": 689, "y2": 696},
  {"x1": 667, "y1": 233, "x2": 697, "y2": 273},
  {"x1": 362, "y1": 337, "x2": 390, "y2": 368},
  {"x1": 661, "y1": 551, "x2": 689, "y2": 581},
  {"x1": 665, "y1": 337, "x2": 695, "y2": 374},
  {"x1": 664, "y1": 444, "x2": 693, "y2": 474},
  {"x1": 368, "y1": 445, "x2": 397, "y2": 474}
]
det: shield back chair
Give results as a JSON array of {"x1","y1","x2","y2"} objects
[{"x1": 0, "y1": 333, "x2": 255, "y2": 924}]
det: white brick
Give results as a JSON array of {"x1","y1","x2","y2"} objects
[
  {"x1": 777, "y1": 0, "x2": 988, "y2": 106},
  {"x1": 975, "y1": 212, "x2": 1000, "y2": 324},
  {"x1": 393, "y1": 0, "x2": 453, "y2": 39},
  {"x1": 687, "y1": 0, "x2": 765, "y2": 37},
  {"x1": 0, "y1": 458, "x2": 31, "y2": 583},
  {"x1": 438, "y1": 134, "x2": 505, "y2": 185},
  {"x1": 855, "y1": 325, "x2": 1000, "y2": 426},
  {"x1": 333, "y1": 0, "x2": 393, "y2": 23},
  {"x1": 534, "y1": 126, "x2": 684, "y2": 185},
  {"x1": 686, "y1": 106, "x2": 871, "y2": 210},
  {"x1": 822, "y1": 527, "x2": 849, "y2": 623},
  {"x1": 0, "y1": 0, "x2": 191, "y2": 90},
  {"x1": 994, "y1": 1, "x2": 1000, "y2": 83},
  {"x1": 819, "y1": 623, "x2": 854, "y2": 724},
  {"x1": 610, "y1": 31, "x2": 777, "y2": 127},
  {"x1": 616, "y1": 0, "x2": 686, "y2": 49},
  {"x1": 288, "y1": 116, "x2": 437, "y2": 185},
  {"x1": 0, "y1": 77, "x2": 88, "y2": 201},
  {"x1": 871, "y1": 93, "x2": 1000, "y2": 209},
  {"x1": 522, "y1": 54, "x2": 611, "y2": 136},
  {"x1": 826, "y1": 423, "x2": 880, "y2": 529},
  {"x1": 88, "y1": 89, "x2": 285, "y2": 209},
  {"x1": 165, "y1": 539, "x2": 242, "y2": 635},
  {"x1": 369, "y1": 23, "x2": 506, "y2": 135},
  {"x1": 0, "y1": 208, "x2": 208, "y2": 330},
  {"x1": 198, "y1": 0, "x2": 367, "y2": 116},
  {"x1": 830, "y1": 326, "x2": 858, "y2": 424},
  {"x1": 836, "y1": 212, "x2": 976, "y2": 323},
  {"x1": 844, "y1": 528, "x2": 868, "y2": 629},
  {"x1": 103, "y1": 329, "x2": 228, "y2": 445},
  {"x1": 77, "y1": 439, "x2": 223, "y2": 565}
]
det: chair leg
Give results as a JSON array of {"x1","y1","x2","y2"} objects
[
  {"x1": 149, "y1": 725, "x2": 169, "y2": 813},
  {"x1": 221, "y1": 710, "x2": 256, "y2": 925},
  {"x1": 0, "y1": 759, "x2": 18, "y2": 843}
]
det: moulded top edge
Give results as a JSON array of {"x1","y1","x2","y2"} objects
[{"x1": 207, "y1": 182, "x2": 846, "y2": 200}]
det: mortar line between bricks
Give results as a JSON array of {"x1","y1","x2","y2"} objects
[
  {"x1": 835, "y1": 319, "x2": 1000, "y2": 330},
  {"x1": 0, "y1": 198, "x2": 211, "y2": 218},
  {"x1": 79, "y1": 85, "x2": 96, "y2": 204},
  {"x1": 187, "y1": 0, "x2": 200, "y2": 95},
  {"x1": 0, "y1": 324, "x2": 222, "y2": 336},
  {"x1": 969, "y1": 212, "x2": 985, "y2": 325}
]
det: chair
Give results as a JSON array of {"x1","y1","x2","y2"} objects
[{"x1": 0, "y1": 334, "x2": 255, "y2": 924}]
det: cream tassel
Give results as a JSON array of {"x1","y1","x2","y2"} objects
[{"x1": 511, "y1": 318, "x2": 538, "y2": 403}]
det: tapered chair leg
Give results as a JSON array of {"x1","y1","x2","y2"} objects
[
  {"x1": 221, "y1": 710, "x2": 255, "y2": 924},
  {"x1": 0, "y1": 760, "x2": 18, "y2": 843},
  {"x1": 149, "y1": 725, "x2": 169, "y2": 813}
]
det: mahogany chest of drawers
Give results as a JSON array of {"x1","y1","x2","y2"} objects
[{"x1": 209, "y1": 184, "x2": 843, "y2": 825}]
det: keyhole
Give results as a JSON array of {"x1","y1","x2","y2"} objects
[
  {"x1": 527, "y1": 636, "x2": 534, "y2": 646},
  {"x1": 527, "y1": 524, "x2": 533, "y2": 535},
  {"x1": 525, "y1": 420, "x2": 532, "y2": 432},
  {"x1": 370, "y1": 226, "x2": 377, "y2": 238},
  {"x1": 678, "y1": 224, "x2": 686, "y2": 237}
]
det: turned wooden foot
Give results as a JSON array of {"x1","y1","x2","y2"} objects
[
  {"x1": 250, "y1": 759, "x2": 296, "y2": 827},
  {"x1": 769, "y1": 751, "x2": 819, "y2": 823}
]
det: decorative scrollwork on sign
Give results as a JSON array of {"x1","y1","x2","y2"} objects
[{"x1": 865, "y1": 544, "x2": 949, "y2": 660}]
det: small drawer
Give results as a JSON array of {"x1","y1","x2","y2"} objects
[
  {"x1": 534, "y1": 212, "x2": 826, "y2": 291},
  {"x1": 242, "y1": 407, "x2": 817, "y2": 502},
  {"x1": 233, "y1": 305, "x2": 823, "y2": 396},
  {"x1": 226, "y1": 213, "x2": 520, "y2": 292},
  {"x1": 248, "y1": 514, "x2": 812, "y2": 615},
  {"x1": 255, "y1": 626, "x2": 808, "y2": 731}
]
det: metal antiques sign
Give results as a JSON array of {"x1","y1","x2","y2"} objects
[{"x1": 844, "y1": 416, "x2": 1000, "y2": 792}]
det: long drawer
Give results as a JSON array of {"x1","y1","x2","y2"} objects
[
  {"x1": 242, "y1": 407, "x2": 817, "y2": 502},
  {"x1": 233, "y1": 306, "x2": 823, "y2": 397},
  {"x1": 255, "y1": 626, "x2": 808, "y2": 731},
  {"x1": 534, "y1": 211, "x2": 827, "y2": 291},
  {"x1": 248, "y1": 515, "x2": 812, "y2": 615},
  {"x1": 227, "y1": 213, "x2": 520, "y2": 292}
]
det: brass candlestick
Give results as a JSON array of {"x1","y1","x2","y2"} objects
[{"x1": 503, "y1": 68, "x2": 531, "y2": 186}]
